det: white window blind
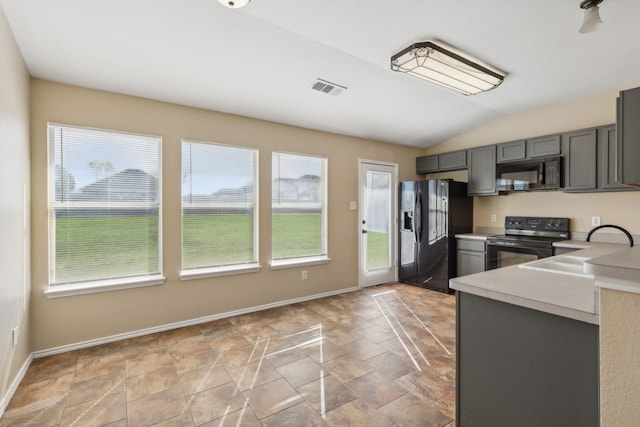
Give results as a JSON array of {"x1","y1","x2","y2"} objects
[
  {"x1": 272, "y1": 152, "x2": 327, "y2": 261},
  {"x1": 48, "y1": 124, "x2": 161, "y2": 286},
  {"x1": 182, "y1": 140, "x2": 258, "y2": 270}
]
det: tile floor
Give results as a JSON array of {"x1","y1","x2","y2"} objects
[{"x1": 0, "y1": 283, "x2": 456, "y2": 426}]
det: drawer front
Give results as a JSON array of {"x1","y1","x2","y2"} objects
[{"x1": 457, "y1": 239, "x2": 486, "y2": 252}]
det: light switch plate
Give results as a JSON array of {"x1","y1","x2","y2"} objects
[{"x1": 349, "y1": 201, "x2": 357, "y2": 210}]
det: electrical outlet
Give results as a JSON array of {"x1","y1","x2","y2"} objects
[
  {"x1": 302, "y1": 270, "x2": 307, "y2": 280},
  {"x1": 491, "y1": 214, "x2": 497, "y2": 223},
  {"x1": 592, "y1": 216, "x2": 602, "y2": 227}
]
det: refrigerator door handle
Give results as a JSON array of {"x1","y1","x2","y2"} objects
[{"x1": 415, "y1": 191, "x2": 422, "y2": 243}]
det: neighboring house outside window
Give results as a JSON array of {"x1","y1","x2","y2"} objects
[
  {"x1": 181, "y1": 140, "x2": 259, "y2": 279},
  {"x1": 272, "y1": 152, "x2": 328, "y2": 266},
  {"x1": 47, "y1": 123, "x2": 162, "y2": 293}
]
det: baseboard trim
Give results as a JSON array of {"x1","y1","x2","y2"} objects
[
  {"x1": 0, "y1": 352, "x2": 33, "y2": 418},
  {"x1": 33, "y1": 286, "x2": 359, "y2": 359}
]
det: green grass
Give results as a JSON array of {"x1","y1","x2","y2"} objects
[
  {"x1": 367, "y1": 231, "x2": 390, "y2": 271},
  {"x1": 54, "y1": 216, "x2": 159, "y2": 283},
  {"x1": 271, "y1": 213, "x2": 322, "y2": 259},
  {"x1": 55, "y1": 214, "x2": 390, "y2": 282}
]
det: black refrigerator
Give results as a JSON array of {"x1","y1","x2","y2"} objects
[{"x1": 398, "y1": 179, "x2": 473, "y2": 293}]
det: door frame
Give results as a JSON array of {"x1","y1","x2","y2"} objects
[{"x1": 357, "y1": 159, "x2": 398, "y2": 288}]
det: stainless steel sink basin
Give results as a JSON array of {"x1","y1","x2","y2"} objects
[{"x1": 519, "y1": 255, "x2": 594, "y2": 278}]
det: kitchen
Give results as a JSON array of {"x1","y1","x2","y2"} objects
[{"x1": 2, "y1": 1, "x2": 640, "y2": 426}]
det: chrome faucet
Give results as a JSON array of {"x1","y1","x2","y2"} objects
[{"x1": 586, "y1": 224, "x2": 634, "y2": 247}]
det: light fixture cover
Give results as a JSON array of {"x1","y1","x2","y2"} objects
[
  {"x1": 579, "y1": 3, "x2": 604, "y2": 33},
  {"x1": 218, "y1": 0, "x2": 250, "y2": 8},
  {"x1": 390, "y1": 41, "x2": 505, "y2": 96}
]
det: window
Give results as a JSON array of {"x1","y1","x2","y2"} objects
[
  {"x1": 47, "y1": 124, "x2": 162, "y2": 290},
  {"x1": 181, "y1": 140, "x2": 258, "y2": 277},
  {"x1": 272, "y1": 152, "x2": 328, "y2": 265}
]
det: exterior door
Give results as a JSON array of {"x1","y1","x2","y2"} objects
[{"x1": 358, "y1": 160, "x2": 397, "y2": 287}]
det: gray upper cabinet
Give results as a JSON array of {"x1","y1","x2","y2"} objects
[
  {"x1": 468, "y1": 145, "x2": 497, "y2": 196},
  {"x1": 599, "y1": 125, "x2": 630, "y2": 191},
  {"x1": 527, "y1": 134, "x2": 561, "y2": 158},
  {"x1": 562, "y1": 124, "x2": 638, "y2": 193},
  {"x1": 496, "y1": 140, "x2": 526, "y2": 163},
  {"x1": 439, "y1": 150, "x2": 467, "y2": 171},
  {"x1": 618, "y1": 86, "x2": 640, "y2": 186},
  {"x1": 563, "y1": 128, "x2": 597, "y2": 192},
  {"x1": 416, "y1": 150, "x2": 467, "y2": 174},
  {"x1": 416, "y1": 155, "x2": 438, "y2": 174}
]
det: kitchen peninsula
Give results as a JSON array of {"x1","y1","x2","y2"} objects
[{"x1": 450, "y1": 242, "x2": 628, "y2": 427}]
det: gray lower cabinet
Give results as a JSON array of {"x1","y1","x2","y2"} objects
[
  {"x1": 456, "y1": 292, "x2": 599, "y2": 427},
  {"x1": 457, "y1": 239, "x2": 486, "y2": 276},
  {"x1": 563, "y1": 128, "x2": 597, "y2": 191},
  {"x1": 467, "y1": 145, "x2": 496, "y2": 196}
]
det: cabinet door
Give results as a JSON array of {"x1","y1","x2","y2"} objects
[
  {"x1": 563, "y1": 129, "x2": 597, "y2": 192},
  {"x1": 439, "y1": 150, "x2": 467, "y2": 170},
  {"x1": 619, "y1": 87, "x2": 640, "y2": 185},
  {"x1": 598, "y1": 125, "x2": 625, "y2": 190},
  {"x1": 527, "y1": 134, "x2": 561, "y2": 158},
  {"x1": 416, "y1": 155, "x2": 438, "y2": 174},
  {"x1": 467, "y1": 146, "x2": 497, "y2": 196},
  {"x1": 497, "y1": 140, "x2": 526, "y2": 163},
  {"x1": 457, "y1": 250, "x2": 486, "y2": 276}
]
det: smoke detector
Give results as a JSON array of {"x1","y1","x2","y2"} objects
[{"x1": 310, "y1": 78, "x2": 347, "y2": 96}]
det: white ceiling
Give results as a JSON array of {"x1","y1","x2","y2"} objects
[{"x1": 2, "y1": 0, "x2": 640, "y2": 148}]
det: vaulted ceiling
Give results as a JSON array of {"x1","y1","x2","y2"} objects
[{"x1": 2, "y1": 0, "x2": 640, "y2": 148}]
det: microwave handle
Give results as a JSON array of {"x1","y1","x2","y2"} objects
[{"x1": 538, "y1": 163, "x2": 545, "y2": 186}]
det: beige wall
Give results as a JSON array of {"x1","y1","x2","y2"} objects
[
  {"x1": 426, "y1": 88, "x2": 640, "y2": 235},
  {"x1": 599, "y1": 288, "x2": 640, "y2": 426},
  {"x1": 0, "y1": 5, "x2": 31, "y2": 409},
  {"x1": 29, "y1": 79, "x2": 423, "y2": 351}
]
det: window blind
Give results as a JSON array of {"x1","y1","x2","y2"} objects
[
  {"x1": 272, "y1": 152, "x2": 327, "y2": 260},
  {"x1": 181, "y1": 140, "x2": 258, "y2": 270},
  {"x1": 48, "y1": 124, "x2": 161, "y2": 285}
]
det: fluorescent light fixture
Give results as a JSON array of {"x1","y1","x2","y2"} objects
[
  {"x1": 579, "y1": 0, "x2": 604, "y2": 33},
  {"x1": 390, "y1": 40, "x2": 505, "y2": 96}
]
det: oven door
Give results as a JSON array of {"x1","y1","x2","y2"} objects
[{"x1": 486, "y1": 243, "x2": 553, "y2": 270}]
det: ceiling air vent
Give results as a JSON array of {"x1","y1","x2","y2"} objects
[{"x1": 310, "y1": 78, "x2": 347, "y2": 96}]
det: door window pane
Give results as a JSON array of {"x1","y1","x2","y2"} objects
[{"x1": 366, "y1": 171, "x2": 391, "y2": 270}]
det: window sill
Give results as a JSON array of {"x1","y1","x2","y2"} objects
[
  {"x1": 270, "y1": 256, "x2": 331, "y2": 270},
  {"x1": 44, "y1": 275, "x2": 166, "y2": 299},
  {"x1": 180, "y1": 263, "x2": 262, "y2": 281}
]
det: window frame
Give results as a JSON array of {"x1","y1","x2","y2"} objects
[
  {"x1": 44, "y1": 123, "x2": 165, "y2": 298},
  {"x1": 270, "y1": 151, "x2": 330, "y2": 269},
  {"x1": 180, "y1": 139, "x2": 261, "y2": 280}
]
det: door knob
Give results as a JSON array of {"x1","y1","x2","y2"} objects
[{"x1": 362, "y1": 229, "x2": 367, "y2": 234}]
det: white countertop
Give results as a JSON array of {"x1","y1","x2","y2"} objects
[
  {"x1": 450, "y1": 242, "x2": 629, "y2": 325},
  {"x1": 586, "y1": 246, "x2": 640, "y2": 294}
]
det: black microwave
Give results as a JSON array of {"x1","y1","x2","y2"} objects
[{"x1": 496, "y1": 157, "x2": 563, "y2": 191}]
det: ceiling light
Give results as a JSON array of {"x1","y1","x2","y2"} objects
[
  {"x1": 579, "y1": 0, "x2": 604, "y2": 33},
  {"x1": 390, "y1": 41, "x2": 505, "y2": 96},
  {"x1": 217, "y1": 0, "x2": 250, "y2": 8}
]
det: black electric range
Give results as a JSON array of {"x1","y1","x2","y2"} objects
[{"x1": 486, "y1": 216, "x2": 570, "y2": 269}]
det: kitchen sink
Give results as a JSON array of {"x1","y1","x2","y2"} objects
[{"x1": 519, "y1": 255, "x2": 594, "y2": 278}]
